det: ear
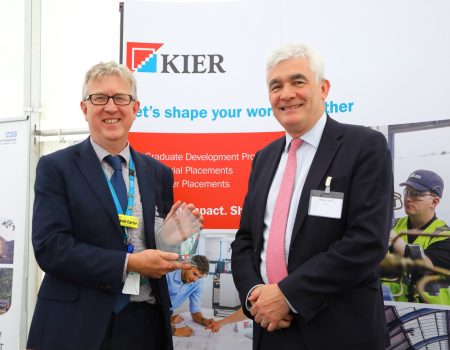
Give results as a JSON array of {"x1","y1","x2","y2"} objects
[
  {"x1": 431, "y1": 196, "x2": 440, "y2": 208},
  {"x1": 132, "y1": 100, "x2": 140, "y2": 121},
  {"x1": 321, "y1": 79, "x2": 330, "y2": 100},
  {"x1": 80, "y1": 101, "x2": 88, "y2": 121}
]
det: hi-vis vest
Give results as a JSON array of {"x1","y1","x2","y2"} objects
[{"x1": 383, "y1": 217, "x2": 450, "y2": 305}]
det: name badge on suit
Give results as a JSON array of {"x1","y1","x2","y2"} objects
[{"x1": 308, "y1": 176, "x2": 344, "y2": 219}]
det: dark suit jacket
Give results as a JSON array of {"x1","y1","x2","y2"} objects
[
  {"x1": 27, "y1": 138, "x2": 174, "y2": 350},
  {"x1": 231, "y1": 117, "x2": 393, "y2": 350}
]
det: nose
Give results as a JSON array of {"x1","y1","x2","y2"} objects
[
  {"x1": 104, "y1": 97, "x2": 118, "y2": 112},
  {"x1": 280, "y1": 85, "x2": 295, "y2": 100}
]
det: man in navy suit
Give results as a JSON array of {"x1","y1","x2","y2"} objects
[
  {"x1": 27, "y1": 61, "x2": 199, "y2": 350},
  {"x1": 231, "y1": 43, "x2": 393, "y2": 349}
]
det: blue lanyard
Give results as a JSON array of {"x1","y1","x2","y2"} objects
[
  {"x1": 105, "y1": 155, "x2": 135, "y2": 215},
  {"x1": 104, "y1": 155, "x2": 136, "y2": 252}
]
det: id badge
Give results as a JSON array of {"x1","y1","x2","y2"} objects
[
  {"x1": 309, "y1": 176, "x2": 344, "y2": 219},
  {"x1": 308, "y1": 176, "x2": 343, "y2": 219},
  {"x1": 122, "y1": 272, "x2": 140, "y2": 295},
  {"x1": 118, "y1": 214, "x2": 139, "y2": 228},
  {"x1": 308, "y1": 190, "x2": 344, "y2": 219}
]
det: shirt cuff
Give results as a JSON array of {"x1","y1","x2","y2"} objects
[
  {"x1": 123, "y1": 253, "x2": 130, "y2": 282},
  {"x1": 284, "y1": 294, "x2": 298, "y2": 314}
]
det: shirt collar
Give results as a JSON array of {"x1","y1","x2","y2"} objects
[
  {"x1": 90, "y1": 138, "x2": 130, "y2": 166},
  {"x1": 172, "y1": 269, "x2": 183, "y2": 284},
  {"x1": 284, "y1": 112, "x2": 327, "y2": 152}
]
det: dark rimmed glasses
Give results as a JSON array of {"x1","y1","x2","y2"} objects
[{"x1": 85, "y1": 94, "x2": 135, "y2": 106}]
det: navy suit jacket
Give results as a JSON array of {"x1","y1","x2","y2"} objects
[
  {"x1": 27, "y1": 138, "x2": 174, "y2": 350},
  {"x1": 231, "y1": 117, "x2": 393, "y2": 350}
]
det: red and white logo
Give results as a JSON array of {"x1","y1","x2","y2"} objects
[{"x1": 126, "y1": 42, "x2": 163, "y2": 72}]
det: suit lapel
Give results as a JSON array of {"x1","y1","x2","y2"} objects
[
  {"x1": 131, "y1": 149, "x2": 157, "y2": 249},
  {"x1": 291, "y1": 117, "x2": 343, "y2": 244},
  {"x1": 74, "y1": 138, "x2": 121, "y2": 230}
]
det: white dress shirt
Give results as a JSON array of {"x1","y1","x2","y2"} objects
[{"x1": 259, "y1": 113, "x2": 327, "y2": 284}]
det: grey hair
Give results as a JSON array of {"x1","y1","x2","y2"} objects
[
  {"x1": 266, "y1": 43, "x2": 326, "y2": 82},
  {"x1": 82, "y1": 61, "x2": 138, "y2": 100}
]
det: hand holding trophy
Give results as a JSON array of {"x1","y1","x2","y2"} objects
[{"x1": 156, "y1": 201, "x2": 203, "y2": 262}]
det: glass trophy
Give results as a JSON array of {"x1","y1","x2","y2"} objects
[{"x1": 155, "y1": 202, "x2": 202, "y2": 261}]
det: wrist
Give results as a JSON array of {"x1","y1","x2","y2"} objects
[{"x1": 127, "y1": 253, "x2": 137, "y2": 272}]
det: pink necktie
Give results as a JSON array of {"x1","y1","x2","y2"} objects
[{"x1": 266, "y1": 138, "x2": 303, "y2": 284}]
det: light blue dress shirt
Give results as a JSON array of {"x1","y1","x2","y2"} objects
[{"x1": 166, "y1": 270, "x2": 203, "y2": 313}]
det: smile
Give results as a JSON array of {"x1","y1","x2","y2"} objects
[
  {"x1": 281, "y1": 104, "x2": 303, "y2": 111},
  {"x1": 104, "y1": 119, "x2": 120, "y2": 124}
]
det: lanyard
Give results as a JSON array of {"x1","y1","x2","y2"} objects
[
  {"x1": 105, "y1": 155, "x2": 135, "y2": 216},
  {"x1": 104, "y1": 155, "x2": 136, "y2": 252}
]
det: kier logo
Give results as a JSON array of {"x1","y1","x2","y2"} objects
[
  {"x1": 126, "y1": 42, "x2": 163, "y2": 72},
  {"x1": 126, "y1": 41, "x2": 226, "y2": 74}
]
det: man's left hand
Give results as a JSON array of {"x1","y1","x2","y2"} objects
[{"x1": 249, "y1": 284, "x2": 291, "y2": 332}]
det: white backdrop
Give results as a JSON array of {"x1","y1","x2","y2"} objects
[
  {"x1": 0, "y1": 0, "x2": 24, "y2": 120},
  {"x1": 124, "y1": 0, "x2": 450, "y2": 133}
]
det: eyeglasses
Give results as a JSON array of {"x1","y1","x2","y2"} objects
[
  {"x1": 85, "y1": 94, "x2": 134, "y2": 106},
  {"x1": 403, "y1": 189, "x2": 435, "y2": 200}
]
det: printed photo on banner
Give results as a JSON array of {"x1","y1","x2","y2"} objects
[
  {"x1": 0, "y1": 268, "x2": 13, "y2": 315},
  {"x1": 0, "y1": 218, "x2": 15, "y2": 264},
  {"x1": 384, "y1": 304, "x2": 450, "y2": 349},
  {"x1": 380, "y1": 119, "x2": 450, "y2": 307},
  {"x1": 168, "y1": 232, "x2": 251, "y2": 349}
]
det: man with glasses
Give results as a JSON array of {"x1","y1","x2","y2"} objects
[
  {"x1": 27, "y1": 61, "x2": 201, "y2": 350},
  {"x1": 386, "y1": 169, "x2": 450, "y2": 304},
  {"x1": 166, "y1": 255, "x2": 213, "y2": 336}
]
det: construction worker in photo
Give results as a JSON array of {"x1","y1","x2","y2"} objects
[{"x1": 385, "y1": 169, "x2": 450, "y2": 304}]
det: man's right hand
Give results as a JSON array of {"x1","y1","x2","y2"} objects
[
  {"x1": 174, "y1": 326, "x2": 193, "y2": 337},
  {"x1": 127, "y1": 249, "x2": 190, "y2": 278}
]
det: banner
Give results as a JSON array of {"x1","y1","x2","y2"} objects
[
  {"x1": 122, "y1": 1, "x2": 450, "y2": 348},
  {"x1": 0, "y1": 120, "x2": 29, "y2": 350}
]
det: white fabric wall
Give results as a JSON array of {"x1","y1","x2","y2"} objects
[{"x1": 0, "y1": 0, "x2": 24, "y2": 120}]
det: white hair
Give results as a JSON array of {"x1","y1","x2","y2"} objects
[{"x1": 266, "y1": 43, "x2": 326, "y2": 82}]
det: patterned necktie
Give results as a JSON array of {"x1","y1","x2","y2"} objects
[
  {"x1": 266, "y1": 138, "x2": 303, "y2": 284},
  {"x1": 104, "y1": 154, "x2": 129, "y2": 313},
  {"x1": 104, "y1": 155, "x2": 127, "y2": 213}
]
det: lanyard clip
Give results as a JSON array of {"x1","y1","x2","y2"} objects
[{"x1": 325, "y1": 176, "x2": 332, "y2": 194}]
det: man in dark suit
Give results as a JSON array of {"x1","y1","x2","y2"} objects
[
  {"x1": 27, "y1": 61, "x2": 199, "y2": 350},
  {"x1": 231, "y1": 43, "x2": 393, "y2": 350}
]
